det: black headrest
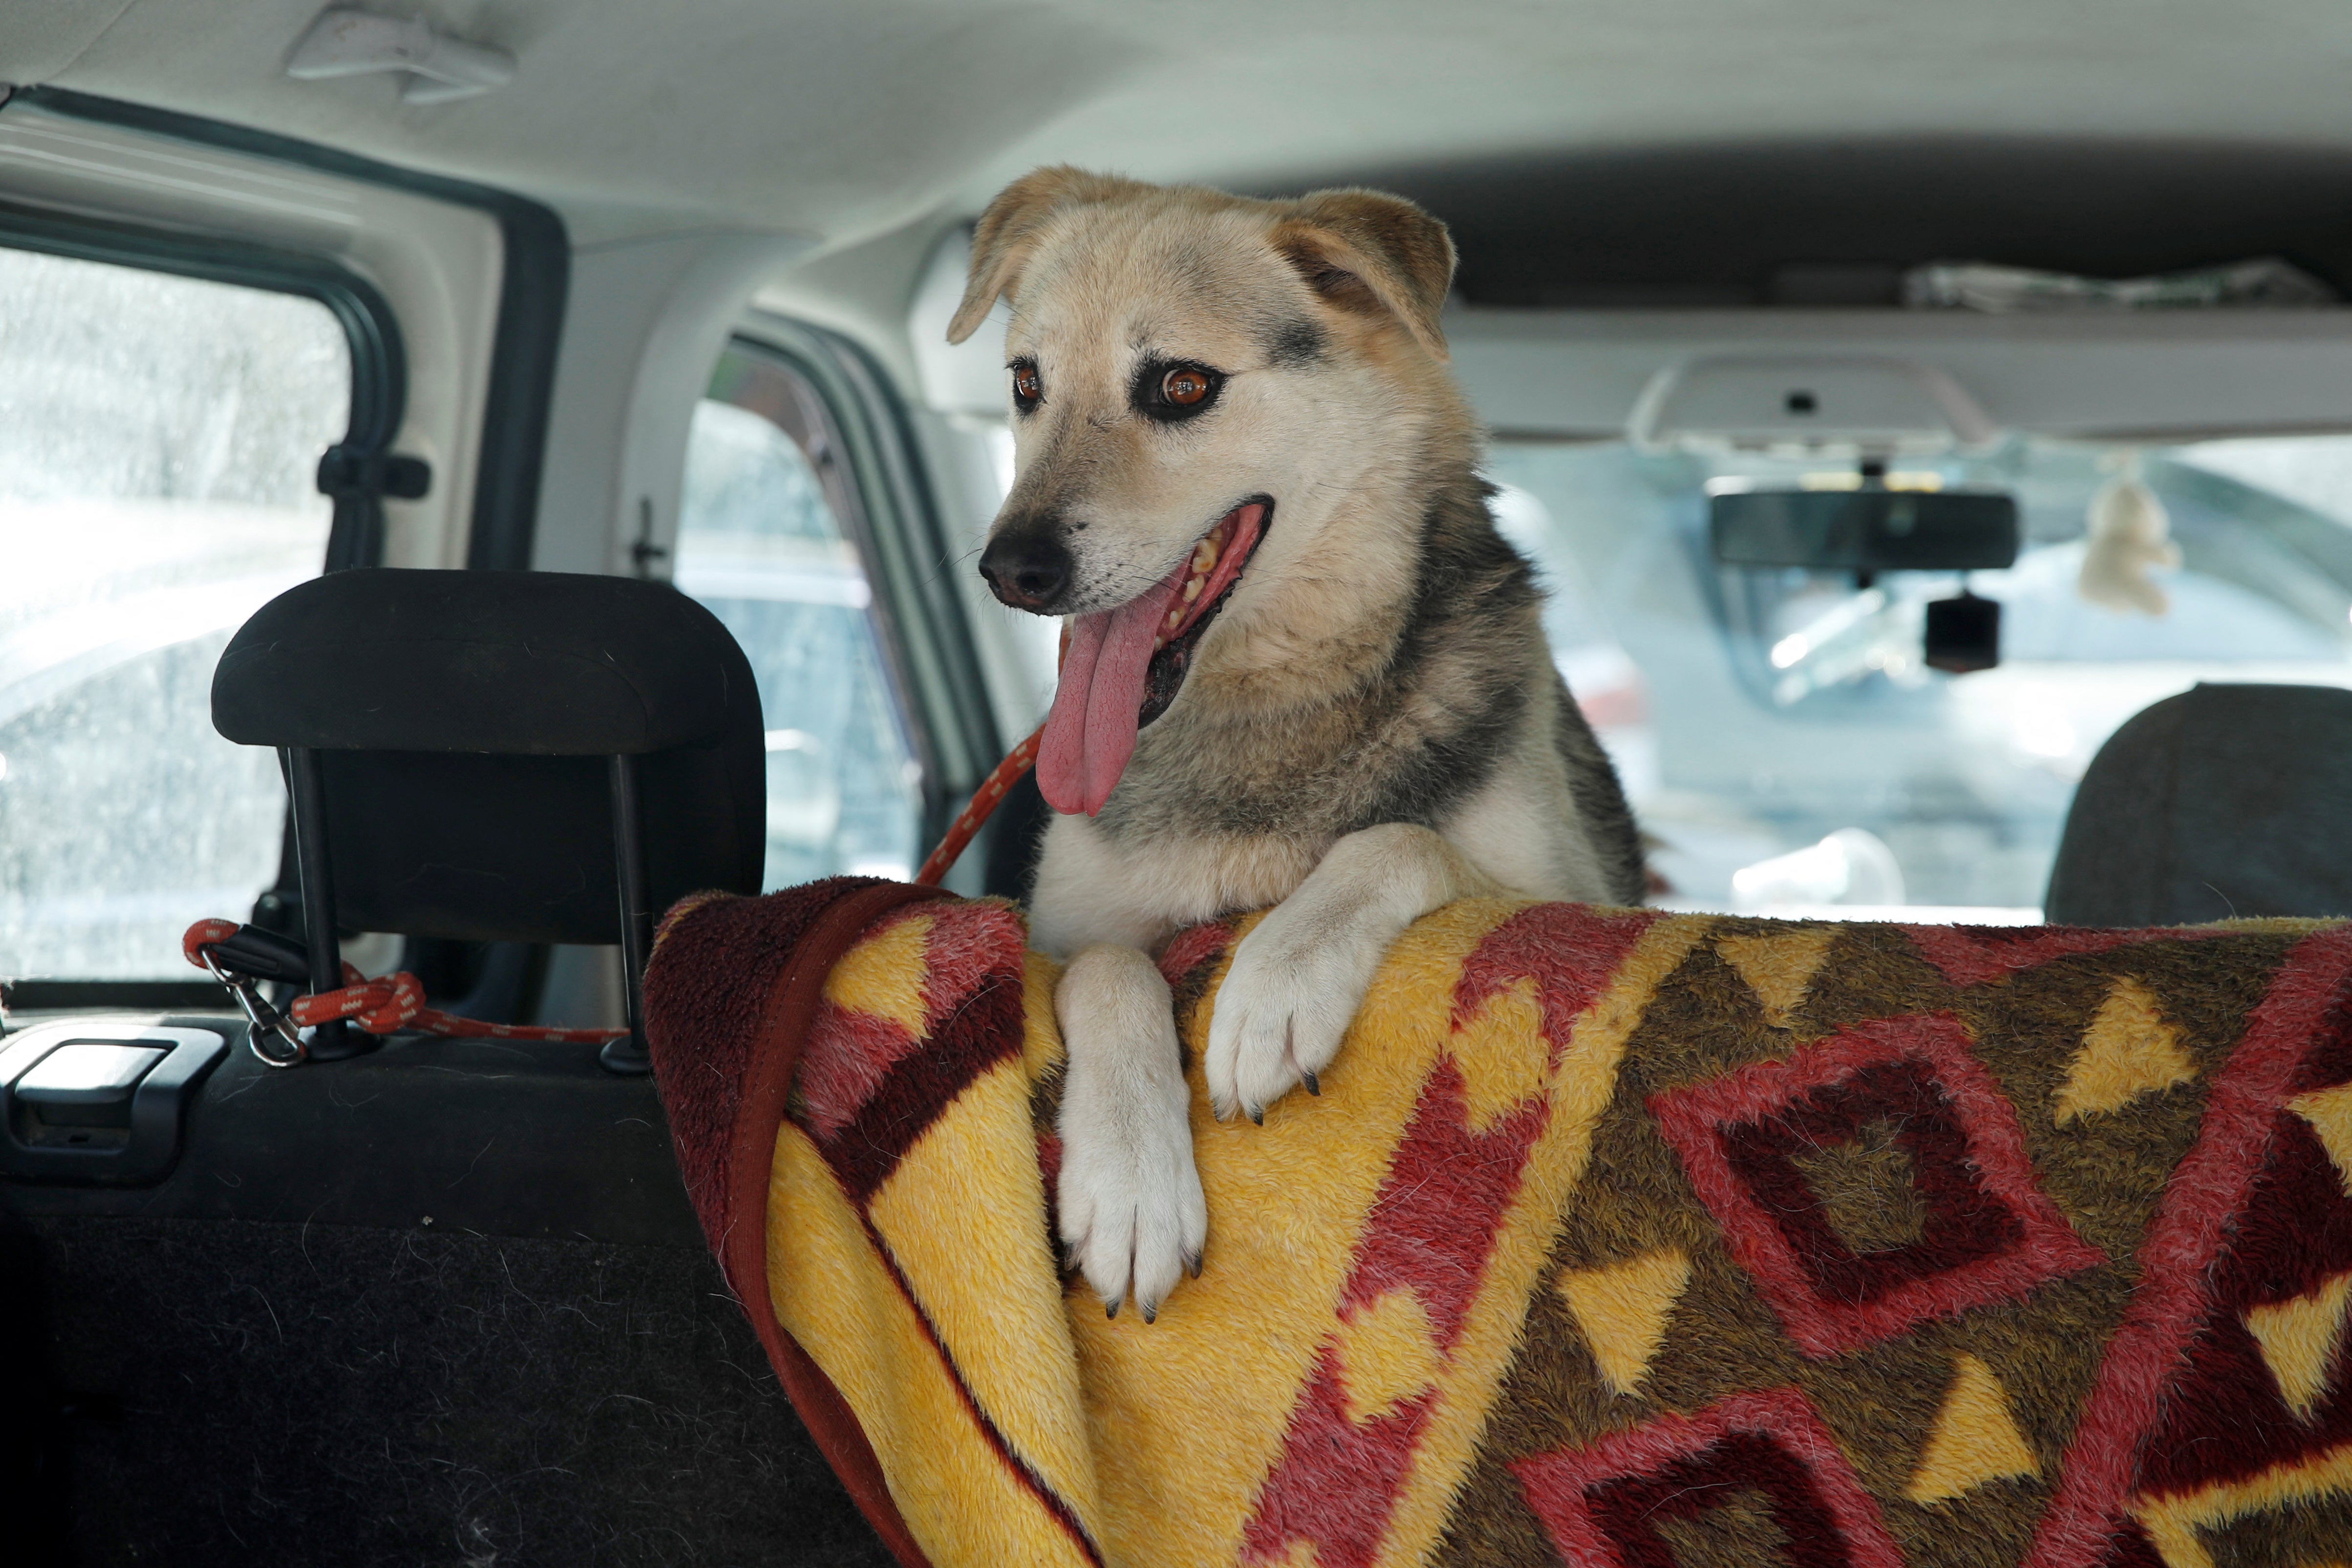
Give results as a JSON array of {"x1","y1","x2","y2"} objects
[
  {"x1": 214, "y1": 568, "x2": 745, "y2": 755},
  {"x1": 2046, "y1": 683, "x2": 2352, "y2": 927},
  {"x1": 211, "y1": 569, "x2": 766, "y2": 945}
]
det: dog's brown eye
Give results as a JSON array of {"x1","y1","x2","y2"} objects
[
  {"x1": 1011, "y1": 364, "x2": 1041, "y2": 404},
  {"x1": 1133, "y1": 359, "x2": 1224, "y2": 422},
  {"x1": 1161, "y1": 367, "x2": 1211, "y2": 406}
]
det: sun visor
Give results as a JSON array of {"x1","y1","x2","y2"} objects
[{"x1": 1627, "y1": 355, "x2": 1998, "y2": 456}]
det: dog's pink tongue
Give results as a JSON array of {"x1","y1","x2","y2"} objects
[{"x1": 1038, "y1": 564, "x2": 1186, "y2": 816}]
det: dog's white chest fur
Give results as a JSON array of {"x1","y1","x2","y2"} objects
[{"x1": 1028, "y1": 815, "x2": 1320, "y2": 957}]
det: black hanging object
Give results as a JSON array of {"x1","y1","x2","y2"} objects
[{"x1": 1925, "y1": 589, "x2": 2001, "y2": 674}]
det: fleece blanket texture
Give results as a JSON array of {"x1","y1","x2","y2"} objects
[{"x1": 641, "y1": 876, "x2": 2352, "y2": 1568}]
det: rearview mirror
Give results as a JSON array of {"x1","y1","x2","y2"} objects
[{"x1": 1710, "y1": 487, "x2": 2019, "y2": 572}]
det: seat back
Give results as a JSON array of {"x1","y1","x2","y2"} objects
[
  {"x1": 212, "y1": 568, "x2": 766, "y2": 1064},
  {"x1": 2045, "y1": 682, "x2": 2352, "y2": 926}
]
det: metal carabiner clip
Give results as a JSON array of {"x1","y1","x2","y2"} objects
[{"x1": 200, "y1": 949, "x2": 309, "y2": 1068}]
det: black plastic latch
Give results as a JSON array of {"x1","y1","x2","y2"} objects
[
  {"x1": 317, "y1": 445, "x2": 432, "y2": 501},
  {"x1": 205, "y1": 923, "x2": 312, "y2": 986},
  {"x1": 0, "y1": 1020, "x2": 228, "y2": 1184}
]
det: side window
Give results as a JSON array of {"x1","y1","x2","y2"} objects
[
  {"x1": 676, "y1": 342, "x2": 924, "y2": 887},
  {"x1": 0, "y1": 246, "x2": 351, "y2": 979}
]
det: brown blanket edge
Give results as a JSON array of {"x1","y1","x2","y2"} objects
[{"x1": 647, "y1": 876, "x2": 951, "y2": 1568}]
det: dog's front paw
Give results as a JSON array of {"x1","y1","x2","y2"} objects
[
  {"x1": 1055, "y1": 950, "x2": 1209, "y2": 1321},
  {"x1": 1204, "y1": 904, "x2": 1388, "y2": 1122},
  {"x1": 1057, "y1": 1047, "x2": 1206, "y2": 1320}
]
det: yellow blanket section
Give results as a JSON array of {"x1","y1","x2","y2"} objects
[{"x1": 762, "y1": 900, "x2": 1704, "y2": 1568}]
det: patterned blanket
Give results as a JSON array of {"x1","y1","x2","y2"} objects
[{"x1": 642, "y1": 877, "x2": 2352, "y2": 1568}]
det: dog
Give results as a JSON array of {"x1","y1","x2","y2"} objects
[{"x1": 952, "y1": 168, "x2": 1646, "y2": 1321}]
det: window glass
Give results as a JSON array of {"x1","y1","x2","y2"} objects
[
  {"x1": 0, "y1": 247, "x2": 349, "y2": 979},
  {"x1": 1488, "y1": 435, "x2": 2352, "y2": 920},
  {"x1": 675, "y1": 344, "x2": 923, "y2": 888}
]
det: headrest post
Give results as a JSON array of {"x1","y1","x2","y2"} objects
[
  {"x1": 601, "y1": 752, "x2": 656, "y2": 1075},
  {"x1": 284, "y1": 747, "x2": 375, "y2": 1061}
]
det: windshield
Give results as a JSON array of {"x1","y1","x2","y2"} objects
[{"x1": 1489, "y1": 434, "x2": 2352, "y2": 921}]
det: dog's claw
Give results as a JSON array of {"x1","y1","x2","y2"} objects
[
  {"x1": 1185, "y1": 1249, "x2": 1203, "y2": 1279},
  {"x1": 1105, "y1": 1298, "x2": 1120, "y2": 1320},
  {"x1": 1141, "y1": 1302, "x2": 1157, "y2": 1325},
  {"x1": 1205, "y1": 894, "x2": 1374, "y2": 1132},
  {"x1": 1247, "y1": 1102, "x2": 1264, "y2": 1125}
]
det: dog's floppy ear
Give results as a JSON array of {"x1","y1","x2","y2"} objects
[
  {"x1": 1270, "y1": 189, "x2": 1456, "y2": 362},
  {"x1": 947, "y1": 166, "x2": 1139, "y2": 344}
]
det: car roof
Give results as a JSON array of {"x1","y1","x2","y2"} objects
[{"x1": 16, "y1": 0, "x2": 2352, "y2": 254}]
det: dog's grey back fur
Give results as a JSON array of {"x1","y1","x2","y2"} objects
[{"x1": 1550, "y1": 676, "x2": 1647, "y2": 905}]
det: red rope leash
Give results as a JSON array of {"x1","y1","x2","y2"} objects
[
  {"x1": 180, "y1": 918, "x2": 627, "y2": 1043},
  {"x1": 911, "y1": 625, "x2": 1062, "y2": 888},
  {"x1": 912, "y1": 723, "x2": 1043, "y2": 887},
  {"x1": 179, "y1": 717, "x2": 1046, "y2": 1051},
  {"x1": 182, "y1": 693, "x2": 1050, "y2": 1047}
]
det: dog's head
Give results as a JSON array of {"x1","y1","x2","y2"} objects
[{"x1": 953, "y1": 168, "x2": 1461, "y2": 815}]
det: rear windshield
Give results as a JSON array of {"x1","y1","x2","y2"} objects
[{"x1": 1490, "y1": 434, "x2": 2352, "y2": 920}]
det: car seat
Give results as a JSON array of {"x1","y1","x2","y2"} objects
[
  {"x1": 2044, "y1": 682, "x2": 2352, "y2": 926},
  {"x1": 209, "y1": 566, "x2": 766, "y2": 1067}
]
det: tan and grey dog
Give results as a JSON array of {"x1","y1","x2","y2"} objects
[{"x1": 953, "y1": 168, "x2": 1645, "y2": 1320}]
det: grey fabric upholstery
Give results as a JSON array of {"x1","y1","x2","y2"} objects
[{"x1": 2044, "y1": 682, "x2": 2352, "y2": 926}]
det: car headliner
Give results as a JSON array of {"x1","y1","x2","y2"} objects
[{"x1": 9, "y1": 0, "x2": 2352, "y2": 256}]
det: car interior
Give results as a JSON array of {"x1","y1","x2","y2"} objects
[{"x1": 11, "y1": 4, "x2": 2352, "y2": 1563}]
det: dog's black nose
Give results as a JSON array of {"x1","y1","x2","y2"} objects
[{"x1": 979, "y1": 532, "x2": 1072, "y2": 611}]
